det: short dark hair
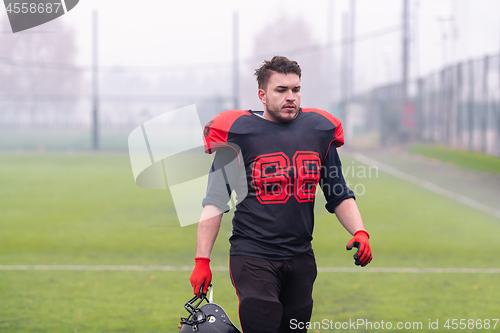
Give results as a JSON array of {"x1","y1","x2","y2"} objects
[{"x1": 254, "y1": 56, "x2": 301, "y2": 90}]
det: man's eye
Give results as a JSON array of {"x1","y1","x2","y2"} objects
[{"x1": 277, "y1": 89, "x2": 285, "y2": 93}]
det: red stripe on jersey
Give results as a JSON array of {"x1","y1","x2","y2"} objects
[
  {"x1": 203, "y1": 110, "x2": 250, "y2": 154},
  {"x1": 301, "y1": 108, "x2": 344, "y2": 147},
  {"x1": 229, "y1": 257, "x2": 243, "y2": 330}
]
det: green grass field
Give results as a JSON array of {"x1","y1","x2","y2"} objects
[
  {"x1": 0, "y1": 129, "x2": 130, "y2": 152},
  {"x1": 409, "y1": 145, "x2": 500, "y2": 174},
  {"x1": 1, "y1": 153, "x2": 499, "y2": 332}
]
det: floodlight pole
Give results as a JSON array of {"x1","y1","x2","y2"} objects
[
  {"x1": 326, "y1": 0, "x2": 335, "y2": 106},
  {"x1": 402, "y1": 0, "x2": 409, "y2": 103},
  {"x1": 349, "y1": 0, "x2": 355, "y2": 102},
  {"x1": 92, "y1": 10, "x2": 99, "y2": 150},
  {"x1": 340, "y1": 12, "x2": 349, "y2": 122},
  {"x1": 233, "y1": 11, "x2": 239, "y2": 110}
]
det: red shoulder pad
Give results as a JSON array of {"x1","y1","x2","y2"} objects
[
  {"x1": 203, "y1": 110, "x2": 249, "y2": 154},
  {"x1": 301, "y1": 108, "x2": 344, "y2": 147}
]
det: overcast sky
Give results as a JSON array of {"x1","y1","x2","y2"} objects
[{"x1": 2, "y1": 0, "x2": 500, "y2": 93}]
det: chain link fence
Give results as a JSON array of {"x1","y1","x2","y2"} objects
[
  {"x1": 346, "y1": 54, "x2": 500, "y2": 157},
  {"x1": 0, "y1": 95, "x2": 233, "y2": 152},
  {"x1": 2, "y1": 54, "x2": 500, "y2": 156}
]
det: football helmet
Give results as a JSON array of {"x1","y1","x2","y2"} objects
[{"x1": 179, "y1": 284, "x2": 241, "y2": 333}]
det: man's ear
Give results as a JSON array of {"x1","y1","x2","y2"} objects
[{"x1": 258, "y1": 89, "x2": 266, "y2": 104}]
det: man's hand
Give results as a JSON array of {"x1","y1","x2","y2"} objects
[
  {"x1": 346, "y1": 230, "x2": 372, "y2": 267},
  {"x1": 190, "y1": 257, "x2": 212, "y2": 298}
]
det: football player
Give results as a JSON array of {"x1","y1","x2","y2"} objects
[{"x1": 190, "y1": 56, "x2": 372, "y2": 333}]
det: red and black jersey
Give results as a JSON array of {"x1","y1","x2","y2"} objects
[{"x1": 202, "y1": 108, "x2": 354, "y2": 260}]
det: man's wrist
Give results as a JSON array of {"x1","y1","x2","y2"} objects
[
  {"x1": 195, "y1": 257, "x2": 210, "y2": 262},
  {"x1": 354, "y1": 230, "x2": 369, "y2": 238}
]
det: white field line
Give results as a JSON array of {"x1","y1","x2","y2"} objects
[
  {"x1": 352, "y1": 153, "x2": 500, "y2": 219},
  {"x1": 0, "y1": 265, "x2": 222, "y2": 271},
  {"x1": 317, "y1": 267, "x2": 500, "y2": 273},
  {"x1": 0, "y1": 265, "x2": 499, "y2": 273}
]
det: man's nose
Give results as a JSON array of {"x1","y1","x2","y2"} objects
[{"x1": 286, "y1": 90, "x2": 295, "y2": 101}]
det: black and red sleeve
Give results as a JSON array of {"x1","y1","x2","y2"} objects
[
  {"x1": 202, "y1": 146, "x2": 246, "y2": 213},
  {"x1": 319, "y1": 145, "x2": 355, "y2": 213},
  {"x1": 302, "y1": 108, "x2": 345, "y2": 147},
  {"x1": 202, "y1": 111, "x2": 248, "y2": 212},
  {"x1": 203, "y1": 110, "x2": 247, "y2": 154}
]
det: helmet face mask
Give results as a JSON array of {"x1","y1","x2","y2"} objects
[{"x1": 179, "y1": 285, "x2": 241, "y2": 333}]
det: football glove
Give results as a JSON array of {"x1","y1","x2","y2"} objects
[
  {"x1": 190, "y1": 257, "x2": 212, "y2": 298},
  {"x1": 346, "y1": 230, "x2": 372, "y2": 267}
]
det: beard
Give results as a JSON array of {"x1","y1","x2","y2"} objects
[{"x1": 266, "y1": 104, "x2": 300, "y2": 123}]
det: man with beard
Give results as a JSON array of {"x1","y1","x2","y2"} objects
[{"x1": 189, "y1": 56, "x2": 372, "y2": 333}]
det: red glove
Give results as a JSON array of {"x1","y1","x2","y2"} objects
[
  {"x1": 190, "y1": 257, "x2": 212, "y2": 298},
  {"x1": 346, "y1": 230, "x2": 372, "y2": 267}
]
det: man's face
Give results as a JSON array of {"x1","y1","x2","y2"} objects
[{"x1": 258, "y1": 72, "x2": 301, "y2": 123}]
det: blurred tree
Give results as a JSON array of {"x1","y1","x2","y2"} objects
[
  {"x1": 240, "y1": 15, "x2": 328, "y2": 111},
  {"x1": 0, "y1": 17, "x2": 82, "y2": 127}
]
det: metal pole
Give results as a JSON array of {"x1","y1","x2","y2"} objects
[
  {"x1": 92, "y1": 10, "x2": 99, "y2": 150},
  {"x1": 413, "y1": 0, "x2": 420, "y2": 80},
  {"x1": 421, "y1": 78, "x2": 428, "y2": 141},
  {"x1": 402, "y1": 0, "x2": 410, "y2": 102},
  {"x1": 432, "y1": 72, "x2": 441, "y2": 143},
  {"x1": 401, "y1": 0, "x2": 410, "y2": 142},
  {"x1": 232, "y1": 11, "x2": 239, "y2": 110},
  {"x1": 416, "y1": 78, "x2": 424, "y2": 141},
  {"x1": 326, "y1": 0, "x2": 335, "y2": 106},
  {"x1": 341, "y1": 12, "x2": 349, "y2": 123},
  {"x1": 468, "y1": 59, "x2": 474, "y2": 151},
  {"x1": 498, "y1": 54, "x2": 500, "y2": 156},
  {"x1": 349, "y1": 0, "x2": 356, "y2": 102},
  {"x1": 439, "y1": 69, "x2": 445, "y2": 144},
  {"x1": 482, "y1": 56, "x2": 489, "y2": 154},
  {"x1": 456, "y1": 62, "x2": 463, "y2": 148},
  {"x1": 449, "y1": 65, "x2": 456, "y2": 147},
  {"x1": 445, "y1": 66, "x2": 452, "y2": 146},
  {"x1": 451, "y1": 0, "x2": 458, "y2": 64},
  {"x1": 433, "y1": 72, "x2": 439, "y2": 142},
  {"x1": 498, "y1": 29, "x2": 500, "y2": 156}
]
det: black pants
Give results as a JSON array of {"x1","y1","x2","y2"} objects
[{"x1": 229, "y1": 250, "x2": 317, "y2": 333}]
